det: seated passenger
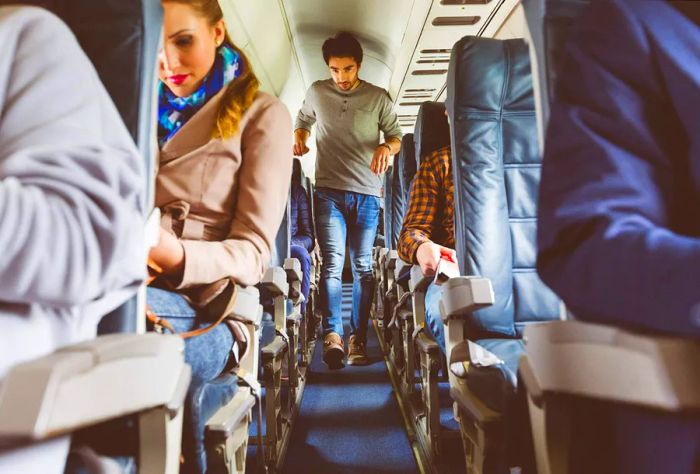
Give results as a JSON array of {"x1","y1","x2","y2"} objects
[
  {"x1": 290, "y1": 162, "x2": 314, "y2": 315},
  {"x1": 146, "y1": 0, "x2": 292, "y2": 387},
  {"x1": 0, "y1": 6, "x2": 145, "y2": 472},
  {"x1": 537, "y1": 0, "x2": 700, "y2": 338},
  {"x1": 397, "y1": 145, "x2": 457, "y2": 353},
  {"x1": 537, "y1": 2, "x2": 700, "y2": 471}
]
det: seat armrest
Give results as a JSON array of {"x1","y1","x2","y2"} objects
[
  {"x1": 260, "y1": 266, "x2": 289, "y2": 297},
  {"x1": 261, "y1": 337, "x2": 287, "y2": 360},
  {"x1": 523, "y1": 321, "x2": 700, "y2": 412},
  {"x1": 206, "y1": 389, "x2": 256, "y2": 438},
  {"x1": 284, "y1": 258, "x2": 302, "y2": 283},
  {"x1": 409, "y1": 264, "x2": 432, "y2": 292},
  {"x1": 385, "y1": 250, "x2": 398, "y2": 270},
  {"x1": 378, "y1": 248, "x2": 389, "y2": 268},
  {"x1": 439, "y1": 276, "x2": 494, "y2": 322},
  {"x1": 394, "y1": 260, "x2": 411, "y2": 283},
  {"x1": 230, "y1": 285, "x2": 262, "y2": 326},
  {"x1": 416, "y1": 332, "x2": 441, "y2": 355},
  {"x1": 0, "y1": 334, "x2": 189, "y2": 446}
]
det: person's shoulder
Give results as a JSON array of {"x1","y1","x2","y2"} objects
[
  {"x1": 361, "y1": 81, "x2": 391, "y2": 99},
  {"x1": 1, "y1": 6, "x2": 78, "y2": 56},
  {"x1": 422, "y1": 146, "x2": 451, "y2": 172},
  {"x1": 248, "y1": 91, "x2": 290, "y2": 118},
  {"x1": 309, "y1": 79, "x2": 334, "y2": 93},
  {"x1": 1, "y1": 5, "x2": 65, "y2": 30}
]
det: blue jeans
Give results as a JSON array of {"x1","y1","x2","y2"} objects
[
  {"x1": 146, "y1": 287, "x2": 233, "y2": 386},
  {"x1": 315, "y1": 187, "x2": 379, "y2": 342},
  {"x1": 290, "y1": 244, "x2": 312, "y2": 315},
  {"x1": 424, "y1": 282, "x2": 446, "y2": 354}
]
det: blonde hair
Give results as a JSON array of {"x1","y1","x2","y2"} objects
[{"x1": 163, "y1": 0, "x2": 260, "y2": 139}]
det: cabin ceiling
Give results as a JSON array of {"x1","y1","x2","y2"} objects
[{"x1": 281, "y1": 0, "x2": 520, "y2": 132}]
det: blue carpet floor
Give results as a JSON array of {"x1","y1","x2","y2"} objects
[{"x1": 282, "y1": 284, "x2": 419, "y2": 473}]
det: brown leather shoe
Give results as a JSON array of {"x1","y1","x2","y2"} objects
[
  {"x1": 323, "y1": 332, "x2": 345, "y2": 369},
  {"x1": 347, "y1": 335, "x2": 369, "y2": 366}
]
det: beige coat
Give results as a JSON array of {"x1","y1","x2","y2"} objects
[{"x1": 156, "y1": 90, "x2": 293, "y2": 292}]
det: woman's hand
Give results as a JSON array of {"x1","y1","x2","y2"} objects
[{"x1": 148, "y1": 228, "x2": 185, "y2": 279}]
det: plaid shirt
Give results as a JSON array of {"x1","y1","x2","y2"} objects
[{"x1": 397, "y1": 146, "x2": 455, "y2": 263}]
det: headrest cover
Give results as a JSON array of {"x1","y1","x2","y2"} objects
[{"x1": 413, "y1": 102, "x2": 450, "y2": 166}]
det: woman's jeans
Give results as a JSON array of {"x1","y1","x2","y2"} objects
[
  {"x1": 314, "y1": 187, "x2": 379, "y2": 343},
  {"x1": 290, "y1": 244, "x2": 312, "y2": 314},
  {"x1": 147, "y1": 287, "x2": 233, "y2": 386},
  {"x1": 424, "y1": 282, "x2": 446, "y2": 354}
]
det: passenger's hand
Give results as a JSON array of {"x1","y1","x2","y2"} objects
[
  {"x1": 416, "y1": 241, "x2": 457, "y2": 277},
  {"x1": 370, "y1": 145, "x2": 391, "y2": 175},
  {"x1": 148, "y1": 228, "x2": 185, "y2": 279},
  {"x1": 293, "y1": 129, "x2": 310, "y2": 156}
]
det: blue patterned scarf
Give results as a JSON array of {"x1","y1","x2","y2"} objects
[{"x1": 158, "y1": 43, "x2": 241, "y2": 147}]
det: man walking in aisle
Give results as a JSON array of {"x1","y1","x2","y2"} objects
[{"x1": 294, "y1": 32, "x2": 402, "y2": 368}]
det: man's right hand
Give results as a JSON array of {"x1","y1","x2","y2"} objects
[
  {"x1": 416, "y1": 241, "x2": 457, "y2": 277},
  {"x1": 293, "y1": 129, "x2": 310, "y2": 156}
]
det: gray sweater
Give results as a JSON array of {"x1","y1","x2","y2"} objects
[
  {"x1": 0, "y1": 7, "x2": 145, "y2": 384},
  {"x1": 295, "y1": 79, "x2": 402, "y2": 196}
]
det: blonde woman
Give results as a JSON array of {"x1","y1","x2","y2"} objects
[{"x1": 148, "y1": 0, "x2": 292, "y2": 389}]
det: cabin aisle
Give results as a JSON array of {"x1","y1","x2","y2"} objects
[{"x1": 283, "y1": 284, "x2": 420, "y2": 473}]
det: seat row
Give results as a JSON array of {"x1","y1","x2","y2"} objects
[
  {"x1": 0, "y1": 1, "x2": 320, "y2": 473},
  {"x1": 372, "y1": 1, "x2": 700, "y2": 473}
]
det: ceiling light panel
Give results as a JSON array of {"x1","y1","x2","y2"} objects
[{"x1": 395, "y1": 0, "x2": 519, "y2": 132}]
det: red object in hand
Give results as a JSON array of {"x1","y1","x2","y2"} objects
[{"x1": 440, "y1": 248, "x2": 455, "y2": 262}]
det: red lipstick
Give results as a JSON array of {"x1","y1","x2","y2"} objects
[{"x1": 169, "y1": 74, "x2": 188, "y2": 85}]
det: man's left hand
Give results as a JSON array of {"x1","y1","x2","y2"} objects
[{"x1": 370, "y1": 144, "x2": 391, "y2": 175}]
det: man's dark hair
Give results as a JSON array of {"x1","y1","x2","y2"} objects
[{"x1": 322, "y1": 32, "x2": 363, "y2": 65}]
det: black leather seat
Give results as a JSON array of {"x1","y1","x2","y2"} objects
[{"x1": 445, "y1": 35, "x2": 560, "y2": 471}]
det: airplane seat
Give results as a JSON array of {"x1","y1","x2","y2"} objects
[
  {"x1": 441, "y1": 36, "x2": 561, "y2": 472},
  {"x1": 256, "y1": 197, "x2": 305, "y2": 470},
  {"x1": 305, "y1": 172, "x2": 322, "y2": 344},
  {"x1": 520, "y1": 1, "x2": 700, "y2": 473},
  {"x1": 398, "y1": 133, "x2": 418, "y2": 196},
  {"x1": 402, "y1": 103, "x2": 453, "y2": 452},
  {"x1": 291, "y1": 158, "x2": 317, "y2": 361},
  {"x1": 413, "y1": 101, "x2": 450, "y2": 168},
  {"x1": 383, "y1": 168, "x2": 395, "y2": 250}
]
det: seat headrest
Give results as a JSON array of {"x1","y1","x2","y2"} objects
[
  {"x1": 522, "y1": 0, "x2": 591, "y2": 135},
  {"x1": 397, "y1": 133, "x2": 417, "y2": 192},
  {"x1": 413, "y1": 102, "x2": 450, "y2": 167}
]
